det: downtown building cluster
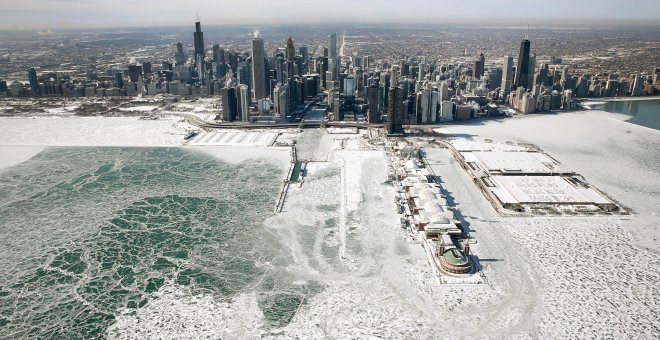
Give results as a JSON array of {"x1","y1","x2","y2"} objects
[{"x1": 1, "y1": 21, "x2": 660, "y2": 126}]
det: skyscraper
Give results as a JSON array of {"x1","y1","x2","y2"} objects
[
  {"x1": 114, "y1": 72, "x2": 124, "y2": 89},
  {"x1": 286, "y1": 36, "x2": 296, "y2": 79},
  {"x1": 473, "y1": 53, "x2": 485, "y2": 79},
  {"x1": 175, "y1": 42, "x2": 186, "y2": 66},
  {"x1": 238, "y1": 84, "x2": 250, "y2": 122},
  {"x1": 515, "y1": 39, "x2": 531, "y2": 89},
  {"x1": 501, "y1": 55, "x2": 514, "y2": 96},
  {"x1": 286, "y1": 36, "x2": 295, "y2": 63},
  {"x1": 367, "y1": 83, "x2": 380, "y2": 123},
  {"x1": 527, "y1": 53, "x2": 536, "y2": 88},
  {"x1": 328, "y1": 33, "x2": 338, "y2": 81},
  {"x1": 251, "y1": 37, "x2": 267, "y2": 100},
  {"x1": 387, "y1": 86, "x2": 404, "y2": 135},
  {"x1": 299, "y1": 46, "x2": 309, "y2": 72},
  {"x1": 193, "y1": 19, "x2": 205, "y2": 61},
  {"x1": 28, "y1": 68, "x2": 40, "y2": 96},
  {"x1": 419, "y1": 85, "x2": 439, "y2": 124},
  {"x1": 142, "y1": 62, "x2": 152, "y2": 76},
  {"x1": 128, "y1": 65, "x2": 142, "y2": 83},
  {"x1": 489, "y1": 68, "x2": 503, "y2": 90},
  {"x1": 212, "y1": 44, "x2": 221, "y2": 63},
  {"x1": 328, "y1": 33, "x2": 337, "y2": 61},
  {"x1": 220, "y1": 87, "x2": 237, "y2": 121}
]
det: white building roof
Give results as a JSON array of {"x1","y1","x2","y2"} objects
[
  {"x1": 492, "y1": 176, "x2": 612, "y2": 204},
  {"x1": 429, "y1": 214, "x2": 450, "y2": 225},
  {"x1": 450, "y1": 139, "x2": 529, "y2": 152},
  {"x1": 465, "y1": 151, "x2": 566, "y2": 174}
]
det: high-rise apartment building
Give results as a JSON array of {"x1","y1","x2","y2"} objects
[
  {"x1": 367, "y1": 83, "x2": 380, "y2": 123},
  {"x1": 387, "y1": 86, "x2": 404, "y2": 135},
  {"x1": 501, "y1": 55, "x2": 514, "y2": 96}
]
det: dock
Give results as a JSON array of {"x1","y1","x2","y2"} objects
[{"x1": 273, "y1": 146, "x2": 300, "y2": 213}]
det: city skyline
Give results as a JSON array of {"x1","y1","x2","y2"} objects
[{"x1": 2, "y1": 0, "x2": 660, "y2": 29}]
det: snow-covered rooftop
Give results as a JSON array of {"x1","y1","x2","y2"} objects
[
  {"x1": 450, "y1": 139, "x2": 529, "y2": 152},
  {"x1": 463, "y1": 151, "x2": 567, "y2": 174},
  {"x1": 492, "y1": 176, "x2": 612, "y2": 204}
]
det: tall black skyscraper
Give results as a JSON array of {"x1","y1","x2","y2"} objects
[
  {"x1": 193, "y1": 19, "x2": 205, "y2": 61},
  {"x1": 515, "y1": 38, "x2": 531, "y2": 89},
  {"x1": 28, "y1": 68, "x2": 40, "y2": 96},
  {"x1": 367, "y1": 83, "x2": 380, "y2": 123},
  {"x1": 220, "y1": 87, "x2": 238, "y2": 121},
  {"x1": 386, "y1": 86, "x2": 404, "y2": 135},
  {"x1": 473, "y1": 52, "x2": 485, "y2": 79},
  {"x1": 142, "y1": 62, "x2": 152, "y2": 76}
]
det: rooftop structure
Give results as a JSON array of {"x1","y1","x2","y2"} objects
[
  {"x1": 450, "y1": 139, "x2": 623, "y2": 215},
  {"x1": 461, "y1": 151, "x2": 570, "y2": 175},
  {"x1": 395, "y1": 150, "x2": 478, "y2": 280}
]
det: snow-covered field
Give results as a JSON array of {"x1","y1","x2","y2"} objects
[
  {"x1": 117, "y1": 105, "x2": 160, "y2": 112},
  {"x1": 0, "y1": 116, "x2": 195, "y2": 146},
  {"x1": 0, "y1": 109, "x2": 658, "y2": 338},
  {"x1": 193, "y1": 145, "x2": 292, "y2": 174},
  {"x1": 0, "y1": 146, "x2": 43, "y2": 170},
  {"x1": 187, "y1": 130, "x2": 280, "y2": 147}
]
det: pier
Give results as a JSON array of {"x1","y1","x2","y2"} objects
[{"x1": 274, "y1": 145, "x2": 300, "y2": 213}]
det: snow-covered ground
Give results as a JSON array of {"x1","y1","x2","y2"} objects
[
  {"x1": 0, "y1": 116, "x2": 195, "y2": 146},
  {"x1": 192, "y1": 145, "x2": 292, "y2": 174},
  {"x1": 117, "y1": 105, "x2": 160, "y2": 112},
  {"x1": 187, "y1": 130, "x2": 280, "y2": 147},
  {"x1": 0, "y1": 109, "x2": 658, "y2": 338},
  {"x1": 0, "y1": 146, "x2": 43, "y2": 170}
]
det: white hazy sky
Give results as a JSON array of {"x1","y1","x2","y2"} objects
[{"x1": 1, "y1": 0, "x2": 659, "y2": 29}]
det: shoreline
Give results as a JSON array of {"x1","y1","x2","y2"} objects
[
  {"x1": 578, "y1": 96, "x2": 660, "y2": 104},
  {"x1": 0, "y1": 145, "x2": 43, "y2": 170}
]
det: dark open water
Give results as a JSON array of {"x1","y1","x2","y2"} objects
[{"x1": 593, "y1": 99, "x2": 660, "y2": 131}]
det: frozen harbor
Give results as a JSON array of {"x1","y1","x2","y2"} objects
[{"x1": 0, "y1": 110, "x2": 658, "y2": 338}]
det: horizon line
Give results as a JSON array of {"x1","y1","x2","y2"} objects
[{"x1": 2, "y1": 18, "x2": 660, "y2": 31}]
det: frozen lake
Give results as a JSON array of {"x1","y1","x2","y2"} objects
[
  {"x1": 0, "y1": 111, "x2": 658, "y2": 338},
  {"x1": 0, "y1": 147, "x2": 310, "y2": 338}
]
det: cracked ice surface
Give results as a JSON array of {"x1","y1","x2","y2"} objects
[
  {"x1": 0, "y1": 109, "x2": 658, "y2": 338},
  {"x1": 0, "y1": 147, "x2": 317, "y2": 338},
  {"x1": 502, "y1": 218, "x2": 660, "y2": 337}
]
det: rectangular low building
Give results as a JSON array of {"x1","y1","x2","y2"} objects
[
  {"x1": 462, "y1": 151, "x2": 570, "y2": 175},
  {"x1": 491, "y1": 175, "x2": 612, "y2": 205}
]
